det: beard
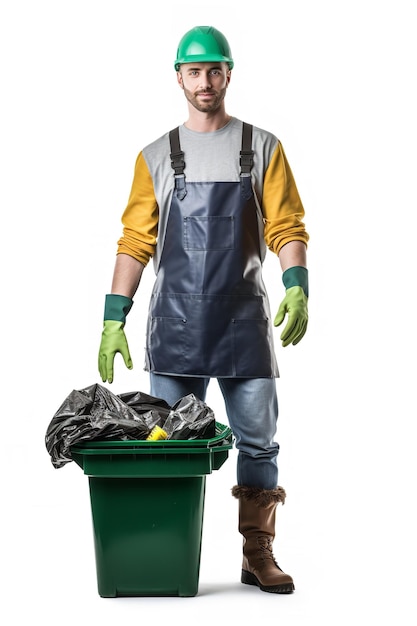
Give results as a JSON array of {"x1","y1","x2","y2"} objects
[{"x1": 183, "y1": 86, "x2": 227, "y2": 113}]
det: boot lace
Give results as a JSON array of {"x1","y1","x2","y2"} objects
[{"x1": 257, "y1": 536, "x2": 280, "y2": 567}]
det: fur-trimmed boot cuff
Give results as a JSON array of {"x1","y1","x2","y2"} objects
[{"x1": 231, "y1": 485, "x2": 286, "y2": 507}]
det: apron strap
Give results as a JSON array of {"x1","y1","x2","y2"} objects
[
  {"x1": 240, "y1": 122, "x2": 254, "y2": 198},
  {"x1": 240, "y1": 122, "x2": 254, "y2": 175},
  {"x1": 169, "y1": 127, "x2": 187, "y2": 200}
]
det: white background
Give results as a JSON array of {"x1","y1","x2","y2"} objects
[{"x1": 1, "y1": 0, "x2": 416, "y2": 623}]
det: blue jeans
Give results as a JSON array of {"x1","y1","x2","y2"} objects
[{"x1": 150, "y1": 373, "x2": 280, "y2": 490}]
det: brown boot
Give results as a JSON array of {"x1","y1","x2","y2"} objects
[{"x1": 232, "y1": 485, "x2": 295, "y2": 594}]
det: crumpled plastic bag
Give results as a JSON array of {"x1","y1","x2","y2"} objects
[
  {"x1": 164, "y1": 394, "x2": 216, "y2": 440},
  {"x1": 45, "y1": 383, "x2": 216, "y2": 469},
  {"x1": 45, "y1": 384, "x2": 171, "y2": 469}
]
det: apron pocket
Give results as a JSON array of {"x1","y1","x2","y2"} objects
[
  {"x1": 232, "y1": 318, "x2": 275, "y2": 377},
  {"x1": 183, "y1": 216, "x2": 234, "y2": 251},
  {"x1": 147, "y1": 316, "x2": 188, "y2": 374}
]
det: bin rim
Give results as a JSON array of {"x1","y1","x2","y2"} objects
[{"x1": 70, "y1": 421, "x2": 233, "y2": 452}]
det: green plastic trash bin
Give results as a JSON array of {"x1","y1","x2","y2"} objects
[{"x1": 71, "y1": 422, "x2": 233, "y2": 598}]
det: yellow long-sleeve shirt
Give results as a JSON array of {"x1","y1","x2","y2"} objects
[{"x1": 117, "y1": 118, "x2": 308, "y2": 269}]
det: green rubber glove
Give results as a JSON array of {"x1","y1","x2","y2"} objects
[
  {"x1": 98, "y1": 294, "x2": 133, "y2": 383},
  {"x1": 274, "y1": 266, "x2": 309, "y2": 347}
]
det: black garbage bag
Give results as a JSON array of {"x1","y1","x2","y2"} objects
[
  {"x1": 118, "y1": 389, "x2": 171, "y2": 423},
  {"x1": 45, "y1": 384, "x2": 170, "y2": 469},
  {"x1": 45, "y1": 384, "x2": 217, "y2": 469},
  {"x1": 163, "y1": 394, "x2": 216, "y2": 440}
]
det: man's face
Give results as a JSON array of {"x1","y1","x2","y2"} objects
[{"x1": 177, "y1": 62, "x2": 231, "y2": 113}]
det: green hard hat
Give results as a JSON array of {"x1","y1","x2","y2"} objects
[{"x1": 174, "y1": 26, "x2": 234, "y2": 70}]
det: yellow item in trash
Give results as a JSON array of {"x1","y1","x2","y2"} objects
[{"x1": 146, "y1": 425, "x2": 168, "y2": 441}]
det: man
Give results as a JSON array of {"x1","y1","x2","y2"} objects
[{"x1": 98, "y1": 25, "x2": 309, "y2": 594}]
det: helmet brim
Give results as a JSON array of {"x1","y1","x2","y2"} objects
[{"x1": 174, "y1": 55, "x2": 234, "y2": 71}]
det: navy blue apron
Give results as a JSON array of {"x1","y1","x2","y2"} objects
[{"x1": 145, "y1": 123, "x2": 278, "y2": 378}]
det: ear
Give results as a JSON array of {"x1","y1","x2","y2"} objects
[{"x1": 177, "y1": 71, "x2": 184, "y2": 89}]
